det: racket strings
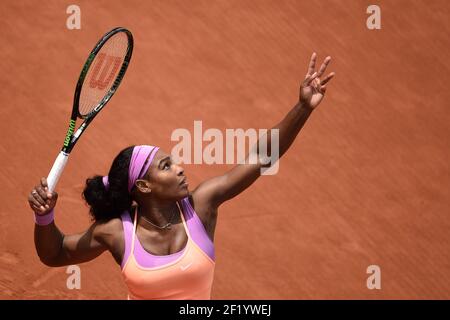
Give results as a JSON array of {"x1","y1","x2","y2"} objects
[{"x1": 79, "y1": 32, "x2": 129, "y2": 117}]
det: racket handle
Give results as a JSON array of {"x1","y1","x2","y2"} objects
[{"x1": 47, "y1": 151, "x2": 70, "y2": 192}]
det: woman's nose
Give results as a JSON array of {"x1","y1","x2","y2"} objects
[{"x1": 176, "y1": 165, "x2": 184, "y2": 176}]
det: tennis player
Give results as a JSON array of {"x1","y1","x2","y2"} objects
[{"x1": 28, "y1": 53, "x2": 334, "y2": 299}]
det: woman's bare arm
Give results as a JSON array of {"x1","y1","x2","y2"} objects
[
  {"x1": 30, "y1": 178, "x2": 114, "y2": 267},
  {"x1": 192, "y1": 53, "x2": 335, "y2": 209},
  {"x1": 34, "y1": 221, "x2": 110, "y2": 267}
]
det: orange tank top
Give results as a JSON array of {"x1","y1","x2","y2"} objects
[{"x1": 121, "y1": 202, "x2": 215, "y2": 300}]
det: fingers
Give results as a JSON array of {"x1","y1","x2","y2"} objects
[
  {"x1": 29, "y1": 193, "x2": 47, "y2": 213},
  {"x1": 41, "y1": 177, "x2": 48, "y2": 189},
  {"x1": 303, "y1": 72, "x2": 318, "y2": 86},
  {"x1": 305, "y1": 52, "x2": 317, "y2": 78},
  {"x1": 32, "y1": 189, "x2": 46, "y2": 206},
  {"x1": 28, "y1": 192, "x2": 43, "y2": 209},
  {"x1": 305, "y1": 53, "x2": 332, "y2": 80},
  {"x1": 320, "y1": 72, "x2": 335, "y2": 86},
  {"x1": 316, "y1": 56, "x2": 331, "y2": 78},
  {"x1": 30, "y1": 178, "x2": 52, "y2": 210},
  {"x1": 37, "y1": 184, "x2": 48, "y2": 200},
  {"x1": 40, "y1": 177, "x2": 52, "y2": 198}
]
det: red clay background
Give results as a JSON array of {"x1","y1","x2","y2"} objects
[{"x1": 0, "y1": 0, "x2": 449, "y2": 299}]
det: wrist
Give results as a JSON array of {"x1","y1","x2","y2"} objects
[
  {"x1": 296, "y1": 101, "x2": 314, "y2": 112},
  {"x1": 34, "y1": 209, "x2": 55, "y2": 226}
]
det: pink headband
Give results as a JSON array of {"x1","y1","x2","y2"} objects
[{"x1": 103, "y1": 145, "x2": 159, "y2": 193}]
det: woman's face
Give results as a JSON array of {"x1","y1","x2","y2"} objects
[{"x1": 140, "y1": 149, "x2": 189, "y2": 200}]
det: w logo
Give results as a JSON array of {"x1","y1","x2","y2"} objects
[{"x1": 89, "y1": 53, "x2": 122, "y2": 90}]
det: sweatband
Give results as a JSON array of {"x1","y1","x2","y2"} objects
[{"x1": 34, "y1": 209, "x2": 55, "y2": 226}]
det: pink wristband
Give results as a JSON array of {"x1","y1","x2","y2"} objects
[{"x1": 34, "y1": 209, "x2": 55, "y2": 226}]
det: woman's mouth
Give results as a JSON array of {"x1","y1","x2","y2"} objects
[{"x1": 180, "y1": 177, "x2": 188, "y2": 188}]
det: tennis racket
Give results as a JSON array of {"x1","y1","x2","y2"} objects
[{"x1": 47, "y1": 27, "x2": 133, "y2": 192}]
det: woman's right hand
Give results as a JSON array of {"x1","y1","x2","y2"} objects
[{"x1": 28, "y1": 178, "x2": 58, "y2": 215}]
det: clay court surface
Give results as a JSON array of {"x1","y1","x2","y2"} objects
[{"x1": 0, "y1": 0, "x2": 449, "y2": 299}]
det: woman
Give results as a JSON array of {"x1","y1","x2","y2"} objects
[{"x1": 28, "y1": 53, "x2": 334, "y2": 299}]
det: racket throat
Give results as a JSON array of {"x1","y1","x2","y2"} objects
[{"x1": 72, "y1": 125, "x2": 85, "y2": 142}]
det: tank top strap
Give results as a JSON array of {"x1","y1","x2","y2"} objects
[
  {"x1": 130, "y1": 211, "x2": 139, "y2": 255},
  {"x1": 120, "y1": 210, "x2": 135, "y2": 269},
  {"x1": 177, "y1": 200, "x2": 191, "y2": 239}
]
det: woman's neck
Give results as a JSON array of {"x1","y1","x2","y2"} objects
[{"x1": 136, "y1": 199, "x2": 180, "y2": 231}]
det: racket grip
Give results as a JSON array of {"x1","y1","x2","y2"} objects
[{"x1": 47, "y1": 151, "x2": 69, "y2": 192}]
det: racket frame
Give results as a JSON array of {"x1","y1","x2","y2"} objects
[{"x1": 47, "y1": 27, "x2": 133, "y2": 192}]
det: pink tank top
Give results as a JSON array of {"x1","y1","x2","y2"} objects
[{"x1": 121, "y1": 198, "x2": 215, "y2": 300}]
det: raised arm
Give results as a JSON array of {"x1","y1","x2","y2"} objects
[
  {"x1": 192, "y1": 53, "x2": 335, "y2": 209},
  {"x1": 29, "y1": 178, "x2": 113, "y2": 267}
]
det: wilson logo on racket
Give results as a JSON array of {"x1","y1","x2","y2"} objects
[
  {"x1": 89, "y1": 53, "x2": 122, "y2": 90},
  {"x1": 63, "y1": 120, "x2": 76, "y2": 147}
]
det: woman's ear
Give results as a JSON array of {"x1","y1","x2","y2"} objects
[{"x1": 135, "y1": 179, "x2": 152, "y2": 193}]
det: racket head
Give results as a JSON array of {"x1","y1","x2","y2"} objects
[{"x1": 73, "y1": 27, "x2": 133, "y2": 119}]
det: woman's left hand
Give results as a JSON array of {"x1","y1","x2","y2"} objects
[{"x1": 299, "y1": 53, "x2": 335, "y2": 110}]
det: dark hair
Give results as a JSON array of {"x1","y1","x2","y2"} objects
[{"x1": 83, "y1": 146, "x2": 135, "y2": 221}]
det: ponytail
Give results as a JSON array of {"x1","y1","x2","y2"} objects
[{"x1": 83, "y1": 146, "x2": 134, "y2": 221}]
